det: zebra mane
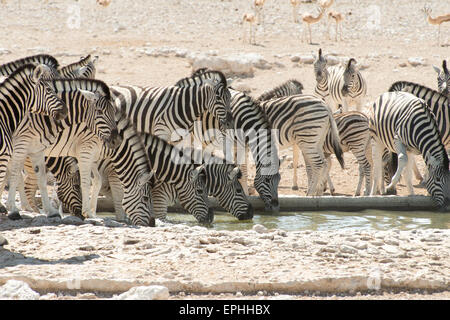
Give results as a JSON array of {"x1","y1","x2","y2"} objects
[
  {"x1": 230, "y1": 89, "x2": 273, "y2": 129},
  {"x1": 45, "y1": 78, "x2": 111, "y2": 100},
  {"x1": 58, "y1": 54, "x2": 92, "y2": 73},
  {"x1": 187, "y1": 67, "x2": 228, "y2": 88},
  {"x1": 388, "y1": 81, "x2": 449, "y2": 103},
  {"x1": 257, "y1": 79, "x2": 304, "y2": 101},
  {"x1": 0, "y1": 63, "x2": 37, "y2": 87},
  {"x1": 0, "y1": 54, "x2": 59, "y2": 77},
  {"x1": 443, "y1": 60, "x2": 448, "y2": 74}
]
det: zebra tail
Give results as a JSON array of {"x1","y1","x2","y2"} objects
[{"x1": 327, "y1": 107, "x2": 345, "y2": 169}]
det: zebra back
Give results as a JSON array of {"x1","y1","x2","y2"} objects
[
  {"x1": 58, "y1": 55, "x2": 98, "y2": 79},
  {"x1": 0, "y1": 54, "x2": 59, "y2": 78},
  {"x1": 388, "y1": 81, "x2": 449, "y2": 146},
  {"x1": 257, "y1": 79, "x2": 304, "y2": 102}
]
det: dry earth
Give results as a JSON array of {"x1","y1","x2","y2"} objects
[{"x1": 0, "y1": 0, "x2": 449, "y2": 300}]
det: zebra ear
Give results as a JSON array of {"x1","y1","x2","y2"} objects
[
  {"x1": 346, "y1": 58, "x2": 357, "y2": 71},
  {"x1": 226, "y1": 78, "x2": 234, "y2": 88},
  {"x1": 433, "y1": 65, "x2": 441, "y2": 75},
  {"x1": 443, "y1": 60, "x2": 448, "y2": 74},
  {"x1": 32, "y1": 64, "x2": 52, "y2": 82},
  {"x1": 79, "y1": 89, "x2": 101, "y2": 103},
  {"x1": 228, "y1": 167, "x2": 241, "y2": 181},
  {"x1": 137, "y1": 172, "x2": 153, "y2": 187},
  {"x1": 191, "y1": 165, "x2": 206, "y2": 181},
  {"x1": 92, "y1": 55, "x2": 99, "y2": 66},
  {"x1": 75, "y1": 66, "x2": 89, "y2": 77}
]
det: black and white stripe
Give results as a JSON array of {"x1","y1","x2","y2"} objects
[
  {"x1": 313, "y1": 49, "x2": 367, "y2": 112},
  {"x1": 0, "y1": 64, "x2": 67, "y2": 215},
  {"x1": 433, "y1": 60, "x2": 449, "y2": 98},
  {"x1": 58, "y1": 54, "x2": 98, "y2": 79},
  {"x1": 369, "y1": 91, "x2": 450, "y2": 208},
  {"x1": 260, "y1": 94, "x2": 344, "y2": 196},
  {"x1": 256, "y1": 79, "x2": 303, "y2": 102}
]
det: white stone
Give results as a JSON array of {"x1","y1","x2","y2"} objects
[
  {"x1": 408, "y1": 57, "x2": 426, "y2": 67},
  {"x1": 113, "y1": 285, "x2": 169, "y2": 300},
  {"x1": 0, "y1": 280, "x2": 40, "y2": 300},
  {"x1": 253, "y1": 224, "x2": 268, "y2": 234}
]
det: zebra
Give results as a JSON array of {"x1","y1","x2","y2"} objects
[
  {"x1": 57, "y1": 54, "x2": 98, "y2": 79},
  {"x1": 23, "y1": 156, "x2": 82, "y2": 218},
  {"x1": 318, "y1": 111, "x2": 372, "y2": 196},
  {"x1": 22, "y1": 112, "x2": 155, "y2": 226},
  {"x1": 369, "y1": 91, "x2": 450, "y2": 208},
  {"x1": 259, "y1": 80, "x2": 372, "y2": 196},
  {"x1": 176, "y1": 69, "x2": 281, "y2": 211},
  {"x1": 433, "y1": 60, "x2": 449, "y2": 97},
  {"x1": 94, "y1": 149, "x2": 253, "y2": 222},
  {"x1": 256, "y1": 79, "x2": 304, "y2": 101},
  {"x1": 4, "y1": 79, "x2": 121, "y2": 218},
  {"x1": 260, "y1": 94, "x2": 344, "y2": 195},
  {"x1": 312, "y1": 48, "x2": 367, "y2": 112},
  {"x1": 387, "y1": 81, "x2": 450, "y2": 186},
  {"x1": 0, "y1": 54, "x2": 60, "y2": 79},
  {"x1": 0, "y1": 64, "x2": 68, "y2": 214},
  {"x1": 110, "y1": 70, "x2": 233, "y2": 143}
]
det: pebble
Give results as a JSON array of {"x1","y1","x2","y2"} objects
[
  {"x1": 113, "y1": 285, "x2": 169, "y2": 300},
  {"x1": 61, "y1": 216, "x2": 85, "y2": 226},
  {"x1": 252, "y1": 224, "x2": 268, "y2": 234},
  {"x1": 0, "y1": 235, "x2": 8, "y2": 246},
  {"x1": 340, "y1": 245, "x2": 358, "y2": 254},
  {"x1": 0, "y1": 280, "x2": 40, "y2": 300}
]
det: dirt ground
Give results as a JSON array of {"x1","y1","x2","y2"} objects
[{"x1": 0, "y1": 0, "x2": 449, "y2": 300}]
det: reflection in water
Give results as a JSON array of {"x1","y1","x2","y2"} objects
[{"x1": 152, "y1": 210, "x2": 450, "y2": 232}]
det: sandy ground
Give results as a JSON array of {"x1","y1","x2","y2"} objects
[{"x1": 0, "y1": 0, "x2": 449, "y2": 300}]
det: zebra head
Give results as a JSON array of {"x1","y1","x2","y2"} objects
[
  {"x1": 254, "y1": 170, "x2": 281, "y2": 212},
  {"x1": 211, "y1": 165, "x2": 253, "y2": 221},
  {"x1": 178, "y1": 165, "x2": 213, "y2": 224},
  {"x1": 29, "y1": 64, "x2": 68, "y2": 121},
  {"x1": 342, "y1": 58, "x2": 358, "y2": 97},
  {"x1": 433, "y1": 60, "x2": 449, "y2": 98},
  {"x1": 77, "y1": 88, "x2": 122, "y2": 149},
  {"x1": 122, "y1": 171, "x2": 155, "y2": 227},
  {"x1": 313, "y1": 48, "x2": 328, "y2": 83},
  {"x1": 204, "y1": 78, "x2": 234, "y2": 134},
  {"x1": 56, "y1": 159, "x2": 83, "y2": 219},
  {"x1": 425, "y1": 154, "x2": 450, "y2": 209}
]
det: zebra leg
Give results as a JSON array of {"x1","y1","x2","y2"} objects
[
  {"x1": 0, "y1": 157, "x2": 10, "y2": 214},
  {"x1": 29, "y1": 152, "x2": 60, "y2": 218},
  {"x1": 23, "y1": 157, "x2": 41, "y2": 213},
  {"x1": 412, "y1": 158, "x2": 424, "y2": 183},
  {"x1": 363, "y1": 140, "x2": 373, "y2": 196},
  {"x1": 89, "y1": 164, "x2": 102, "y2": 216},
  {"x1": 17, "y1": 175, "x2": 33, "y2": 211},
  {"x1": 292, "y1": 144, "x2": 300, "y2": 190},
  {"x1": 385, "y1": 138, "x2": 408, "y2": 195},
  {"x1": 370, "y1": 140, "x2": 384, "y2": 195},
  {"x1": 103, "y1": 168, "x2": 127, "y2": 222},
  {"x1": 78, "y1": 158, "x2": 96, "y2": 219},
  {"x1": 326, "y1": 157, "x2": 335, "y2": 195}
]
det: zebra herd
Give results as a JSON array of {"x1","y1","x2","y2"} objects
[{"x1": 0, "y1": 51, "x2": 449, "y2": 229}]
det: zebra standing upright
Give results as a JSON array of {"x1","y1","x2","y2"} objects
[
  {"x1": 260, "y1": 80, "x2": 372, "y2": 196},
  {"x1": 4, "y1": 79, "x2": 121, "y2": 218},
  {"x1": 0, "y1": 64, "x2": 67, "y2": 214},
  {"x1": 257, "y1": 79, "x2": 304, "y2": 101},
  {"x1": 433, "y1": 60, "x2": 449, "y2": 97},
  {"x1": 0, "y1": 54, "x2": 60, "y2": 79},
  {"x1": 369, "y1": 91, "x2": 450, "y2": 208},
  {"x1": 313, "y1": 48, "x2": 367, "y2": 112},
  {"x1": 259, "y1": 94, "x2": 344, "y2": 195},
  {"x1": 176, "y1": 69, "x2": 281, "y2": 211}
]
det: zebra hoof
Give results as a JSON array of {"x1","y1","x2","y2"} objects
[
  {"x1": 0, "y1": 235, "x2": 8, "y2": 246},
  {"x1": 384, "y1": 188, "x2": 397, "y2": 195},
  {"x1": 7, "y1": 212, "x2": 22, "y2": 221},
  {"x1": 292, "y1": 186, "x2": 299, "y2": 191},
  {"x1": 0, "y1": 204, "x2": 6, "y2": 214},
  {"x1": 149, "y1": 218, "x2": 156, "y2": 227}
]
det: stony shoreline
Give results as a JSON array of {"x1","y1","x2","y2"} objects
[{"x1": 1, "y1": 212, "x2": 449, "y2": 299}]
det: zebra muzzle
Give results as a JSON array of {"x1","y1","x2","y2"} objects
[
  {"x1": 105, "y1": 129, "x2": 123, "y2": 148},
  {"x1": 53, "y1": 105, "x2": 68, "y2": 121}
]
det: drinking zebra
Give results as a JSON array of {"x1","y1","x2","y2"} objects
[
  {"x1": 369, "y1": 91, "x2": 450, "y2": 208},
  {"x1": 176, "y1": 69, "x2": 281, "y2": 211},
  {"x1": 313, "y1": 48, "x2": 367, "y2": 112}
]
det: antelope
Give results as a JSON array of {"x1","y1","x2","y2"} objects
[
  {"x1": 301, "y1": 6, "x2": 325, "y2": 44},
  {"x1": 253, "y1": 0, "x2": 266, "y2": 27},
  {"x1": 97, "y1": 0, "x2": 112, "y2": 7},
  {"x1": 422, "y1": 4, "x2": 450, "y2": 46},
  {"x1": 327, "y1": 11, "x2": 344, "y2": 41},
  {"x1": 243, "y1": 13, "x2": 257, "y2": 44},
  {"x1": 290, "y1": 0, "x2": 301, "y2": 23}
]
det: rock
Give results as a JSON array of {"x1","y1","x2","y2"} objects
[
  {"x1": 61, "y1": 216, "x2": 85, "y2": 226},
  {"x1": 79, "y1": 245, "x2": 95, "y2": 251},
  {"x1": 252, "y1": 224, "x2": 268, "y2": 234},
  {"x1": 0, "y1": 280, "x2": 40, "y2": 300},
  {"x1": 124, "y1": 238, "x2": 140, "y2": 245},
  {"x1": 0, "y1": 235, "x2": 8, "y2": 246},
  {"x1": 299, "y1": 55, "x2": 315, "y2": 64},
  {"x1": 340, "y1": 245, "x2": 358, "y2": 254},
  {"x1": 290, "y1": 55, "x2": 301, "y2": 62},
  {"x1": 0, "y1": 48, "x2": 11, "y2": 55},
  {"x1": 408, "y1": 57, "x2": 426, "y2": 67},
  {"x1": 30, "y1": 215, "x2": 48, "y2": 226},
  {"x1": 104, "y1": 219, "x2": 124, "y2": 228},
  {"x1": 113, "y1": 285, "x2": 169, "y2": 300}
]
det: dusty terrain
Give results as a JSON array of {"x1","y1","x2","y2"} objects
[{"x1": 0, "y1": 0, "x2": 449, "y2": 300}]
